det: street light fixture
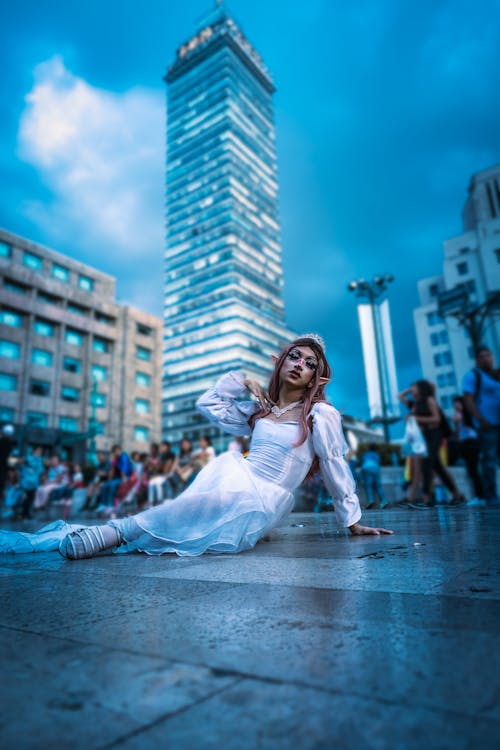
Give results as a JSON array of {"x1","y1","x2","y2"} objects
[{"x1": 348, "y1": 274, "x2": 399, "y2": 443}]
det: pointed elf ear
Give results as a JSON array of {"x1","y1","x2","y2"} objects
[
  {"x1": 271, "y1": 354, "x2": 279, "y2": 365},
  {"x1": 318, "y1": 377, "x2": 330, "y2": 385}
]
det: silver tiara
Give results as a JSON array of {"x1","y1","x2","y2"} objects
[{"x1": 299, "y1": 333, "x2": 326, "y2": 351}]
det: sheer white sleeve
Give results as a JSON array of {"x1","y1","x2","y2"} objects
[
  {"x1": 311, "y1": 402, "x2": 362, "y2": 528},
  {"x1": 196, "y1": 371, "x2": 260, "y2": 437}
]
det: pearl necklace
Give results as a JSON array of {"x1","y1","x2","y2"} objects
[{"x1": 270, "y1": 400, "x2": 303, "y2": 418}]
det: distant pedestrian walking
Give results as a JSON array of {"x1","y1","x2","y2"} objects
[
  {"x1": 462, "y1": 347, "x2": 500, "y2": 506},
  {"x1": 452, "y1": 396, "x2": 483, "y2": 506},
  {"x1": 361, "y1": 444, "x2": 388, "y2": 509},
  {"x1": 412, "y1": 380, "x2": 463, "y2": 508}
]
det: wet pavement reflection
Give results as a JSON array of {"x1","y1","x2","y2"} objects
[{"x1": 0, "y1": 508, "x2": 499, "y2": 749}]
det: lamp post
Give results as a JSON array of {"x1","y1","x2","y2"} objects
[{"x1": 348, "y1": 274, "x2": 398, "y2": 443}]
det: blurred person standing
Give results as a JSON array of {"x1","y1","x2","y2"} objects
[
  {"x1": 398, "y1": 387, "x2": 426, "y2": 506},
  {"x1": 452, "y1": 396, "x2": 483, "y2": 506},
  {"x1": 20, "y1": 446, "x2": 44, "y2": 519},
  {"x1": 462, "y1": 346, "x2": 500, "y2": 506},
  {"x1": 360, "y1": 444, "x2": 388, "y2": 509},
  {"x1": 0, "y1": 424, "x2": 15, "y2": 502},
  {"x1": 411, "y1": 380, "x2": 463, "y2": 508}
]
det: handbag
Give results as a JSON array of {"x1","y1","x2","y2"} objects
[{"x1": 402, "y1": 416, "x2": 428, "y2": 457}]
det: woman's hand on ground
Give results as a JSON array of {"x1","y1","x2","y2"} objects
[
  {"x1": 349, "y1": 523, "x2": 394, "y2": 536},
  {"x1": 243, "y1": 379, "x2": 268, "y2": 408}
]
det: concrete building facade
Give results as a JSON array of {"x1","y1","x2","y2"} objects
[
  {"x1": 0, "y1": 229, "x2": 162, "y2": 458},
  {"x1": 414, "y1": 165, "x2": 500, "y2": 411}
]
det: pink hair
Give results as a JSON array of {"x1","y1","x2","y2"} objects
[{"x1": 248, "y1": 337, "x2": 332, "y2": 446}]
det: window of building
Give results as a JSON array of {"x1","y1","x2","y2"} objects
[
  {"x1": 495, "y1": 249, "x2": 500, "y2": 263},
  {"x1": 37, "y1": 291, "x2": 62, "y2": 306},
  {"x1": 4, "y1": 278, "x2": 30, "y2": 294},
  {"x1": 31, "y1": 349, "x2": 53, "y2": 367},
  {"x1": 65, "y1": 329, "x2": 83, "y2": 346},
  {"x1": 136, "y1": 323, "x2": 152, "y2": 336},
  {"x1": 61, "y1": 386, "x2": 80, "y2": 402},
  {"x1": 0, "y1": 373, "x2": 17, "y2": 391},
  {"x1": 464, "y1": 279, "x2": 476, "y2": 294},
  {"x1": 91, "y1": 364, "x2": 108, "y2": 382},
  {"x1": 441, "y1": 395, "x2": 451, "y2": 409},
  {"x1": 135, "y1": 398, "x2": 150, "y2": 414},
  {"x1": 426, "y1": 312, "x2": 441, "y2": 326},
  {"x1": 136, "y1": 346, "x2": 151, "y2": 361},
  {"x1": 135, "y1": 371, "x2": 151, "y2": 387},
  {"x1": 29, "y1": 379, "x2": 50, "y2": 397},
  {"x1": 0, "y1": 310, "x2": 22, "y2": 328},
  {"x1": 59, "y1": 416, "x2": 79, "y2": 432},
  {"x1": 26, "y1": 412, "x2": 48, "y2": 427},
  {"x1": 433, "y1": 352, "x2": 450, "y2": 367},
  {"x1": 23, "y1": 251, "x2": 43, "y2": 271},
  {"x1": 456, "y1": 261, "x2": 468, "y2": 276},
  {"x1": 446, "y1": 372, "x2": 456, "y2": 386},
  {"x1": 67, "y1": 303, "x2": 88, "y2": 316},
  {"x1": 34, "y1": 319, "x2": 54, "y2": 337},
  {"x1": 432, "y1": 331, "x2": 448, "y2": 346},
  {"x1": 0, "y1": 406, "x2": 14, "y2": 422},
  {"x1": 437, "y1": 373, "x2": 446, "y2": 387},
  {"x1": 0, "y1": 240, "x2": 12, "y2": 258},
  {"x1": 52, "y1": 263, "x2": 70, "y2": 282},
  {"x1": 95, "y1": 312, "x2": 115, "y2": 326},
  {"x1": 78, "y1": 275, "x2": 94, "y2": 292},
  {"x1": 93, "y1": 337, "x2": 110, "y2": 353},
  {"x1": 429, "y1": 284, "x2": 439, "y2": 297},
  {"x1": 0, "y1": 340, "x2": 20, "y2": 359},
  {"x1": 91, "y1": 392, "x2": 107, "y2": 408},
  {"x1": 63, "y1": 356, "x2": 81, "y2": 374},
  {"x1": 134, "y1": 426, "x2": 149, "y2": 442}
]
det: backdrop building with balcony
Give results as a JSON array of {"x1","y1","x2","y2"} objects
[
  {"x1": 414, "y1": 164, "x2": 500, "y2": 412},
  {"x1": 0, "y1": 229, "x2": 162, "y2": 459},
  {"x1": 162, "y1": 5, "x2": 295, "y2": 448}
]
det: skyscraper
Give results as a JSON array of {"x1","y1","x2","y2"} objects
[{"x1": 163, "y1": 5, "x2": 294, "y2": 446}]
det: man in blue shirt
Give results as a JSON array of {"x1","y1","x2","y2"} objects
[{"x1": 462, "y1": 347, "x2": 500, "y2": 505}]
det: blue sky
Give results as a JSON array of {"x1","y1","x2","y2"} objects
[{"x1": 1, "y1": 0, "x2": 499, "y2": 425}]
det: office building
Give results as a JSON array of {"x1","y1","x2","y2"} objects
[
  {"x1": 0, "y1": 229, "x2": 162, "y2": 457},
  {"x1": 414, "y1": 164, "x2": 500, "y2": 411},
  {"x1": 163, "y1": 5, "x2": 294, "y2": 446}
]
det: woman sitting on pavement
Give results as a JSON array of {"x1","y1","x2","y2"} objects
[{"x1": 0, "y1": 334, "x2": 392, "y2": 558}]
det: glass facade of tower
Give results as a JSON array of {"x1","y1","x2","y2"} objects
[{"x1": 163, "y1": 10, "x2": 294, "y2": 447}]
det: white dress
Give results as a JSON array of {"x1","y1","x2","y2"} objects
[{"x1": 0, "y1": 372, "x2": 361, "y2": 556}]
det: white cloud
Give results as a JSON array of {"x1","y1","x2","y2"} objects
[{"x1": 18, "y1": 56, "x2": 165, "y2": 314}]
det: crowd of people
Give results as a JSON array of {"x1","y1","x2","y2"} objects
[
  {"x1": 0, "y1": 434, "x2": 239, "y2": 521},
  {"x1": 0, "y1": 345, "x2": 498, "y2": 521},
  {"x1": 395, "y1": 345, "x2": 500, "y2": 509}
]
